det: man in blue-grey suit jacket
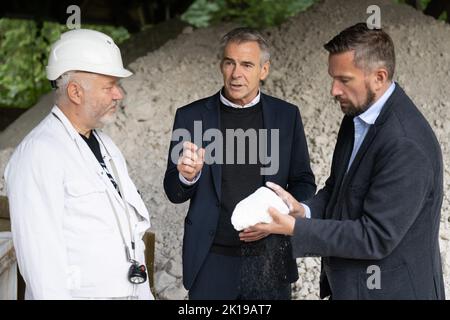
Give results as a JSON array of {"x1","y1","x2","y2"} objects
[
  {"x1": 164, "y1": 27, "x2": 316, "y2": 299},
  {"x1": 254, "y1": 23, "x2": 445, "y2": 300}
]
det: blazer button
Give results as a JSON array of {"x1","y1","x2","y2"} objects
[
  {"x1": 209, "y1": 230, "x2": 215, "y2": 237},
  {"x1": 177, "y1": 192, "x2": 182, "y2": 197},
  {"x1": 186, "y1": 218, "x2": 192, "y2": 225}
]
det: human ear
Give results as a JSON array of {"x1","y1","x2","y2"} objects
[
  {"x1": 375, "y1": 68, "x2": 389, "y2": 86},
  {"x1": 260, "y1": 61, "x2": 270, "y2": 81},
  {"x1": 67, "y1": 82, "x2": 84, "y2": 105}
]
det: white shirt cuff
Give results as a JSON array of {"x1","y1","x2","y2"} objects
[
  {"x1": 179, "y1": 172, "x2": 201, "y2": 186},
  {"x1": 301, "y1": 203, "x2": 311, "y2": 219}
]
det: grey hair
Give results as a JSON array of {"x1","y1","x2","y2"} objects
[
  {"x1": 220, "y1": 27, "x2": 270, "y2": 66},
  {"x1": 54, "y1": 71, "x2": 92, "y2": 105}
]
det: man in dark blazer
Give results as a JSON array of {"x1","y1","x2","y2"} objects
[
  {"x1": 253, "y1": 23, "x2": 445, "y2": 300},
  {"x1": 163, "y1": 27, "x2": 316, "y2": 299}
]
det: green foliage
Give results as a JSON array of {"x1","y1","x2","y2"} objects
[
  {"x1": 181, "y1": 0, "x2": 222, "y2": 28},
  {"x1": 181, "y1": 0, "x2": 317, "y2": 28},
  {"x1": 394, "y1": 0, "x2": 432, "y2": 10},
  {"x1": 438, "y1": 11, "x2": 448, "y2": 21},
  {"x1": 0, "y1": 19, "x2": 129, "y2": 109}
]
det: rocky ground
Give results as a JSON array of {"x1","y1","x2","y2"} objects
[{"x1": 0, "y1": 0, "x2": 449, "y2": 299}]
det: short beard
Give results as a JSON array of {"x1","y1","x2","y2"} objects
[
  {"x1": 98, "y1": 111, "x2": 117, "y2": 126},
  {"x1": 339, "y1": 82, "x2": 376, "y2": 117},
  {"x1": 86, "y1": 99, "x2": 118, "y2": 129}
]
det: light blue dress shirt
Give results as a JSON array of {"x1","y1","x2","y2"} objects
[{"x1": 303, "y1": 82, "x2": 396, "y2": 218}]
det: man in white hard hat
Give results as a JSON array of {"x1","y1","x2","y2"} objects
[{"x1": 4, "y1": 29, "x2": 154, "y2": 300}]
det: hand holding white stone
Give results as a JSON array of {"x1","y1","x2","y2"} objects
[{"x1": 231, "y1": 186, "x2": 290, "y2": 231}]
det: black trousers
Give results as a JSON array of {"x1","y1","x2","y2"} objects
[{"x1": 188, "y1": 252, "x2": 292, "y2": 300}]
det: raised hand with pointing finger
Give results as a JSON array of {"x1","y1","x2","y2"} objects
[{"x1": 177, "y1": 141, "x2": 206, "y2": 182}]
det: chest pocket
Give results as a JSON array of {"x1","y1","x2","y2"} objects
[
  {"x1": 65, "y1": 178, "x2": 106, "y2": 199},
  {"x1": 63, "y1": 178, "x2": 116, "y2": 233}
]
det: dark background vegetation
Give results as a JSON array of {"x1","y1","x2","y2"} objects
[{"x1": 0, "y1": 0, "x2": 447, "y2": 115}]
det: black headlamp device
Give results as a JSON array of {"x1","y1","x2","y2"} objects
[
  {"x1": 128, "y1": 260, "x2": 147, "y2": 284},
  {"x1": 50, "y1": 80, "x2": 58, "y2": 89}
]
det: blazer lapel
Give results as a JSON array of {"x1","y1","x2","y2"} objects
[
  {"x1": 260, "y1": 94, "x2": 279, "y2": 183},
  {"x1": 341, "y1": 84, "x2": 399, "y2": 191},
  {"x1": 202, "y1": 92, "x2": 222, "y2": 201},
  {"x1": 325, "y1": 116, "x2": 354, "y2": 219},
  {"x1": 343, "y1": 125, "x2": 377, "y2": 185}
]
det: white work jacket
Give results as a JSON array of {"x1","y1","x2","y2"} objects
[{"x1": 4, "y1": 106, "x2": 153, "y2": 300}]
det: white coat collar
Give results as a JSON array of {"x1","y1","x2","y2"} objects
[
  {"x1": 51, "y1": 105, "x2": 123, "y2": 204},
  {"x1": 51, "y1": 105, "x2": 83, "y2": 141},
  {"x1": 51, "y1": 105, "x2": 149, "y2": 223}
]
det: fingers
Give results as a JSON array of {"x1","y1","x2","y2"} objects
[
  {"x1": 238, "y1": 209, "x2": 282, "y2": 241},
  {"x1": 177, "y1": 142, "x2": 205, "y2": 181},
  {"x1": 266, "y1": 182, "x2": 300, "y2": 213},
  {"x1": 266, "y1": 181, "x2": 290, "y2": 202},
  {"x1": 183, "y1": 141, "x2": 198, "y2": 153},
  {"x1": 239, "y1": 229, "x2": 269, "y2": 242},
  {"x1": 177, "y1": 143, "x2": 205, "y2": 169},
  {"x1": 268, "y1": 207, "x2": 281, "y2": 221},
  {"x1": 197, "y1": 147, "x2": 206, "y2": 165},
  {"x1": 182, "y1": 142, "x2": 205, "y2": 165},
  {"x1": 267, "y1": 207, "x2": 296, "y2": 236},
  {"x1": 178, "y1": 164, "x2": 195, "y2": 174},
  {"x1": 177, "y1": 153, "x2": 196, "y2": 180},
  {"x1": 181, "y1": 156, "x2": 195, "y2": 167},
  {"x1": 251, "y1": 223, "x2": 271, "y2": 234},
  {"x1": 265, "y1": 181, "x2": 282, "y2": 193},
  {"x1": 182, "y1": 149, "x2": 199, "y2": 165}
]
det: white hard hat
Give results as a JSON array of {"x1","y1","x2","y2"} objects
[{"x1": 46, "y1": 29, "x2": 132, "y2": 81}]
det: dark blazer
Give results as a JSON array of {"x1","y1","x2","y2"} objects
[
  {"x1": 292, "y1": 84, "x2": 445, "y2": 300},
  {"x1": 164, "y1": 91, "x2": 316, "y2": 290}
]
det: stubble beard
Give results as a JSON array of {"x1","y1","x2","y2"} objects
[
  {"x1": 86, "y1": 98, "x2": 118, "y2": 128},
  {"x1": 338, "y1": 83, "x2": 376, "y2": 117}
]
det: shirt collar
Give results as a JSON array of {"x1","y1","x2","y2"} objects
[
  {"x1": 357, "y1": 82, "x2": 396, "y2": 125},
  {"x1": 51, "y1": 105, "x2": 81, "y2": 141},
  {"x1": 219, "y1": 89, "x2": 261, "y2": 108}
]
